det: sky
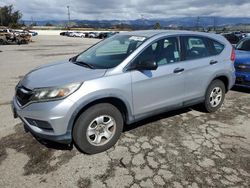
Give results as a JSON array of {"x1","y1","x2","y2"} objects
[{"x1": 1, "y1": 0, "x2": 250, "y2": 21}]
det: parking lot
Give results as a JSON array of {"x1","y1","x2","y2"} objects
[{"x1": 0, "y1": 35, "x2": 250, "y2": 188}]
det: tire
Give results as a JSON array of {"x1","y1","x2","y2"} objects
[
  {"x1": 203, "y1": 79, "x2": 226, "y2": 113},
  {"x1": 0, "y1": 39, "x2": 5, "y2": 45},
  {"x1": 21, "y1": 40, "x2": 27, "y2": 44},
  {"x1": 73, "y1": 103, "x2": 124, "y2": 154}
]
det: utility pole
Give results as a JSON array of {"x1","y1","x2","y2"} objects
[
  {"x1": 213, "y1": 17, "x2": 217, "y2": 32},
  {"x1": 196, "y1": 16, "x2": 200, "y2": 31},
  {"x1": 0, "y1": 10, "x2": 3, "y2": 26},
  {"x1": 141, "y1": 14, "x2": 145, "y2": 28},
  {"x1": 67, "y1": 6, "x2": 70, "y2": 29}
]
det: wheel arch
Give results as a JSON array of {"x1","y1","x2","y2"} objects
[
  {"x1": 212, "y1": 75, "x2": 229, "y2": 92},
  {"x1": 67, "y1": 96, "x2": 133, "y2": 134}
]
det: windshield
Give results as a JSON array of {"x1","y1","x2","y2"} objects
[
  {"x1": 75, "y1": 35, "x2": 147, "y2": 69},
  {"x1": 236, "y1": 39, "x2": 250, "y2": 51}
]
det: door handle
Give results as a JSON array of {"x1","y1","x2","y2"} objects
[
  {"x1": 173, "y1": 68, "x2": 184, "y2": 73},
  {"x1": 210, "y1": 60, "x2": 218, "y2": 65}
]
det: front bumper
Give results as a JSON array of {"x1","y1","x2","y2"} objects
[
  {"x1": 235, "y1": 72, "x2": 250, "y2": 88},
  {"x1": 23, "y1": 123, "x2": 71, "y2": 144},
  {"x1": 12, "y1": 97, "x2": 74, "y2": 144}
]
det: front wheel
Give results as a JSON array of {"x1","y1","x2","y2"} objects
[
  {"x1": 73, "y1": 103, "x2": 124, "y2": 154},
  {"x1": 203, "y1": 79, "x2": 226, "y2": 112},
  {"x1": 0, "y1": 39, "x2": 5, "y2": 45}
]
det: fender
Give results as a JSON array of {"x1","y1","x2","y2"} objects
[
  {"x1": 67, "y1": 93, "x2": 134, "y2": 133},
  {"x1": 207, "y1": 71, "x2": 233, "y2": 92}
]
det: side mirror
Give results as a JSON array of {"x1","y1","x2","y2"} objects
[{"x1": 136, "y1": 60, "x2": 158, "y2": 70}]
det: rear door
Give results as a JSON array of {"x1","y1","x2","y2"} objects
[
  {"x1": 130, "y1": 36, "x2": 186, "y2": 116},
  {"x1": 180, "y1": 36, "x2": 225, "y2": 101}
]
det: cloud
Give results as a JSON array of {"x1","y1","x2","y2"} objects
[{"x1": 0, "y1": 0, "x2": 250, "y2": 20}]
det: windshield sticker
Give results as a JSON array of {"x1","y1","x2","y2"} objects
[{"x1": 129, "y1": 36, "x2": 146, "y2": 42}]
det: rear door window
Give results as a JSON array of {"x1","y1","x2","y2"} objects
[{"x1": 182, "y1": 36, "x2": 210, "y2": 60}]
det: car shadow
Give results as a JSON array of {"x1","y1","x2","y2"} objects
[
  {"x1": 32, "y1": 106, "x2": 200, "y2": 151},
  {"x1": 33, "y1": 136, "x2": 73, "y2": 151},
  {"x1": 231, "y1": 86, "x2": 250, "y2": 93}
]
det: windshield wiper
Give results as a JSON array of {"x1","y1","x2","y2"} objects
[{"x1": 75, "y1": 61, "x2": 95, "y2": 69}]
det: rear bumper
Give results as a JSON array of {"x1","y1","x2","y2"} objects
[{"x1": 229, "y1": 73, "x2": 236, "y2": 90}]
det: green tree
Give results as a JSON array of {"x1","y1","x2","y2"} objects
[
  {"x1": 154, "y1": 22, "x2": 161, "y2": 30},
  {"x1": 30, "y1": 22, "x2": 37, "y2": 27},
  {"x1": 45, "y1": 22, "x2": 53, "y2": 26},
  {"x1": 0, "y1": 5, "x2": 22, "y2": 27}
]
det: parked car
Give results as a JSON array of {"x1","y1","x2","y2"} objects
[
  {"x1": 60, "y1": 31, "x2": 68, "y2": 36},
  {"x1": 88, "y1": 32, "x2": 98, "y2": 38},
  {"x1": 69, "y1": 31, "x2": 85, "y2": 38},
  {"x1": 0, "y1": 29, "x2": 31, "y2": 45},
  {"x1": 99, "y1": 32, "x2": 117, "y2": 39},
  {"x1": 12, "y1": 30, "x2": 235, "y2": 154},
  {"x1": 0, "y1": 28, "x2": 14, "y2": 34},
  {"x1": 241, "y1": 33, "x2": 248, "y2": 38},
  {"x1": 60, "y1": 31, "x2": 72, "y2": 36},
  {"x1": 222, "y1": 33, "x2": 241, "y2": 44},
  {"x1": 27, "y1": 30, "x2": 38, "y2": 36},
  {"x1": 0, "y1": 28, "x2": 15, "y2": 40},
  {"x1": 67, "y1": 32, "x2": 73, "y2": 37},
  {"x1": 232, "y1": 31, "x2": 244, "y2": 38},
  {"x1": 0, "y1": 33, "x2": 8, "y2": 45},
  {"x1": 234, "y1": 37, "x2": 250, "y2": 88}
]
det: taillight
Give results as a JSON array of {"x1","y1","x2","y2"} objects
[{"x1": 230, "y1": 47, "x2": 236, "y2": 62}]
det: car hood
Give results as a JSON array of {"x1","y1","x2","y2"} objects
[
  {"x1": 20, "y1": 60, "x2": 107, "y2": 89},
  {"x1": 235, "y1": 50, "x2": 250, "y2": 65}
]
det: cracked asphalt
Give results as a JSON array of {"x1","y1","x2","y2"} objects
[{"x1": 0, "y1": 35, "x2": 250, "y2": 188}]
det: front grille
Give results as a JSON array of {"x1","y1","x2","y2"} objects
[
  {"x1": 235, "y1": 64, "x2": 250, "y2": 73},
  {"x1": 16, "y1": 86, "x2": 33, "y2": 106}
]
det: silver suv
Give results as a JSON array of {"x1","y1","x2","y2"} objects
[{"x1": 12, "y1": 30, "x2": 235, "y2": 154}]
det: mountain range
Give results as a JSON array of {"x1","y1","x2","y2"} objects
[{"x1": 23, "y1": 17, "x2": 250, "y2": 29}]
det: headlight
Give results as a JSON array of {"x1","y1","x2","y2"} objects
[{"x1": 31, "y1": 82, "x2": 82, "y2": 102}]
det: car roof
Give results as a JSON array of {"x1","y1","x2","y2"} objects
[{"x1": 119, "y1": 30, "x2": 213, "y2": 38}]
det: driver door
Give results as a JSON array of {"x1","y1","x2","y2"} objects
[{"x1": 130, "y1": 37, "x2": 186, "y2": 117}]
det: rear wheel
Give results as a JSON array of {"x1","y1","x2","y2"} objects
[
  {"x1": 73, "y1": 103, "x2": 124, "y2": 154},
  {"x1": 203, "y1": 79, "x2": 226, "y2": 112}
]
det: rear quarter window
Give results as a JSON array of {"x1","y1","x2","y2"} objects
[{"x1": 208, "y1": 39, "x2": 224, "y2": 55}]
